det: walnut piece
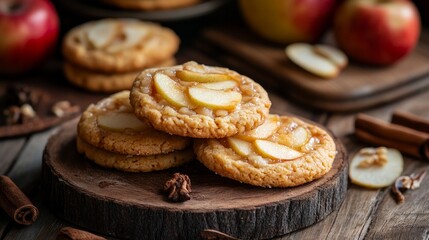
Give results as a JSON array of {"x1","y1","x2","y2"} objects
[
  {"x1": 163, "y1": 173, "x2": 191, "y2": 202},
  {"x1": 357, "y1": 147, "x2": 388, "y2": 168},
  {"x1": 392, "y1": 170, "x2": 427, "y2": 204},
  {"x1": 51, "y1": 101, "x2": 80, "y2": 117}
]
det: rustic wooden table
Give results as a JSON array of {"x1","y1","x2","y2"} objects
[{"x1": 1, "y1": 5, "x2": 429, "y2": 240}]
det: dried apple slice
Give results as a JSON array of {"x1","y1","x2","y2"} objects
[
  {"x1": 237, "y1": 115, "x2": 280, "y2": 141},
  {"x1": 188, "y1": 87, "x2": 242, "y2": 110},
  {"x1": 199, "y1": 80, "x2": 237, "y2": 90},
  {"x1": 98, "y1": 112, "x2": 148, "y2": 131},
  {"x1": 349, "y1": 148, "x2": 404, "y2": 188},
  {"x1": 154, "y1": 73, "x2": 192, "y2": 108},
  {"x1": 228, "y1": 137, "x2": 253, "y2": 157},
  {"x1": 176, "y1": 70, "x2": 232, "y2": 83},
  {"x1": 105, "y1": 25, "x2": 149, "y2": 53},
  {"x1": 314, "y1": 44, "x2": 348, "y2": 69},
  {"x1": 86, "y1": 21, "x2": 117, "y2": 49},
  {"x1": 254, "y1": 140, "x2": 302, "y2": 160},
  {"x1": 285, "y1": 43, "x2": 339, "y2": 79}
]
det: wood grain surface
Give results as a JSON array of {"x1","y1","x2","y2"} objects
[
  {"x1": 199, "y1": 24, "x2": 429, "y2": 112},
  {"x1": 41, "y1": 118, "x2": 347, "y2": 240}
]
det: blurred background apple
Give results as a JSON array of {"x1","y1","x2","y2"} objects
[
  {"x1": 239, "y1": 0, "x2": 337, "y2": 44},
  {"x1": 334, "y1": 0, "x2": 420, "y2": 66},
  {"x1": 0, "y1": 0, "x2": 59, "y2": 75}
]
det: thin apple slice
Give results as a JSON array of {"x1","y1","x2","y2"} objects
[
  {"x1": 154, "y1": 73, "x2": 192, "y2": 108},
  {"x1": 314, "y1": 44, "x2": 348, "y2": 69},
  {"x1": 199, "y1": 80, "x2": 237, "y2": 90},
  {"x1": 254, "y1": 140, "x2": 302, "y2": 160},
  {"x1": 278, "y1": 126, "x2": 310, "y2": 148},
  {"x1": 110, "y1": 90, "x2": 130, "y2": 99},
  {"x1": 98, "y1": 112, "x2": 148, "y2": 131},
  {"x1": 237, "y1": 115, "x2": 280, "y2": 141},
  {"x1": 349, "y1": 148, "x2": 403, "y2": 188},
  {"x1": 87, "y1": 21, "x2": 117, "y2": 49},
  {"x1": 228, "y1": 137, "x2": 254, "y2": 157},
  {"x1": 285, "y1": 43, "x2": 339, "y2": 79},
  {"x1": 105, "y1": 25, "x2": 149, "y2": 53},
  {"x1": 176, "y1": 70, "x2": 232, "y2": 83},
  {"x1": 188, "y1": 87, "x2": 241, "y2": 110}
]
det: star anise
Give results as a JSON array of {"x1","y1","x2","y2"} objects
[{"x1": 163, "y1": 173, "x2": 191, "y2": 202}]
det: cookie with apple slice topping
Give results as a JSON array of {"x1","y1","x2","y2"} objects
[
  {"x1": 78, "y1": 91, "x2": 191, "y2": 156},
  {"x1": 63, "y1": 18, "x2": 179, "y2": 73},
  {"x1": 194, "y1": 115, "x2": 336, "y2": 187},
  {"x1": 130, "y1": 61, "x2": 271, "y2": 138}
]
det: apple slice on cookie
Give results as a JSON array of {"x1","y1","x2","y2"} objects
[
  {"x1": 228, "y1": 137, "x2": 254, "y2": 157},
  {"x1": 188, "y1": 87, "x2": 242, "y2": 110},
  {"x1": 254, "y1": 140, "x2": 302, "y2": 160},
  {"x1": 199, "y1": 80, "x2": 237, "y2": 90},
  {"x1": 98, "y1": 112, "x2": 148, "y2": 131},
  {"x1": 177, "y1": 70, "x2": 233, "y2": 83},
  {"x1": 237, "y1": 115, "x2": 280, "y2": 141},
  {"x1": 86, "y1": 21, "x2": 117, "y2": 49},
  {"x1": 154, "y1": 73, "x2": 192, "y2": 108}
]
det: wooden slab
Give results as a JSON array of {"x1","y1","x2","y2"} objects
[
  {"x1": 199, "y1": 24, "x2": 429, "y2": 112},
  {"x1": 0, "y1": 66, "x2": 106, "y2": 138},
  {"x1": 42, "y1": 119, "x2": 348, "y2": 240}
]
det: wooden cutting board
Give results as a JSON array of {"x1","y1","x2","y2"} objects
[
  {"x1": 42, "y1": 119, "x2": 348, "y2": 240},
  {"x1": 199, "y1": 24, "x2": 429, "y2": 112}
]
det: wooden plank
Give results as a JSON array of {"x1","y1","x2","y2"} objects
[
  {"x1": 364, "y1": 160, "x2": 429, "y2": 240},
  {"x1": 282, "y1": 87, "x2": 429, "y2": 239},
  {"x1": 0, "y1": 138, "x2": 27, "y2": 175},
  {"x1": 199, "y1": 26, "x2": 429, "y2": 112},
  {"x1": 7, "y1": 128, "x2": 57, "y2": 194}
]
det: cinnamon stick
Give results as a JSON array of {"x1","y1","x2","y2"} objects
[
  {"x1": 56, "y1": 227, "x2": 106, "y2": 240},
  {"x1": 392, "y1": 110, "x2": 429, "y2": 134},
  {"x1": 355, "y1": 114, "x2": 429, "y2": 160},
  {"x1": 0, "y1": 176, "x2": 39, "y2": 225}
]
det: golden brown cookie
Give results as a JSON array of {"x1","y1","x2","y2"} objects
[
  {"x1": 63, "y1": 19, "x2": 179, "y2": 73},
  {"x1": 78, "y1": 91, "x2": 191, "y2": 156},
  {"x1": 77, "y1": 136, "x2": 194, "y2": 172},
  {"x1": 64, "y1": 58, "x2": 176, "y2": 93},
  {"x1": 130, "y1": 61, "x2": 271, "y2": 138},
  {"x1": 194, "y1": 115, "x2": 337, "y2": 187},
  {"x1": 100, "y1": 0, "x2": 199, "y2": 10}
]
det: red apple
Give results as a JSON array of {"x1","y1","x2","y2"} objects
[
  {"x1": 239, "y1": 0, "x2": 337, "y2": 44},
  {"x1": 334, "y1": 0, "x2": 420, "y2": 65},
  {"x1": 0, "y1": 0, "x2": 59, "y2": 74}
]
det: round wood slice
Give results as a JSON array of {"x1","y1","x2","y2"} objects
[{"x1": 42, "y1": 118, "x2": 348, "y2": 240}]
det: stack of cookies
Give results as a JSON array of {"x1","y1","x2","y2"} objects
[
  {"x1": 78, "y1": 61, "x2": 337, "y2": 188},
  {"x1": 62, "y1": 18, "x2": 179, "y2": 93},
  {"x1": 77, "y1": 91, "x2": 194, "y2": 172}
]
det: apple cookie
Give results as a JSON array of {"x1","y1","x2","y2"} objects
[
  {"x1": 63, "y1": 18, "x2": 179, "y2": 73},
  {"x1": 194, "y1": 115, "x2": 337, "y2": 187},
  {"x1": 78, "y1": 91, "x2": 191, "y2": 156},
  {"x1": 77, "y1": 136, "x2": 194, "y2": 172},
  {"x1": 100, "y1": 0, "x2": 200, "y2": 10},
  {"x1": 130, "y1": 61, "x2": 271, "y2": 138},
  {"x1": 64, "y1": 58, "x2": 175, "y2": 93}
]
